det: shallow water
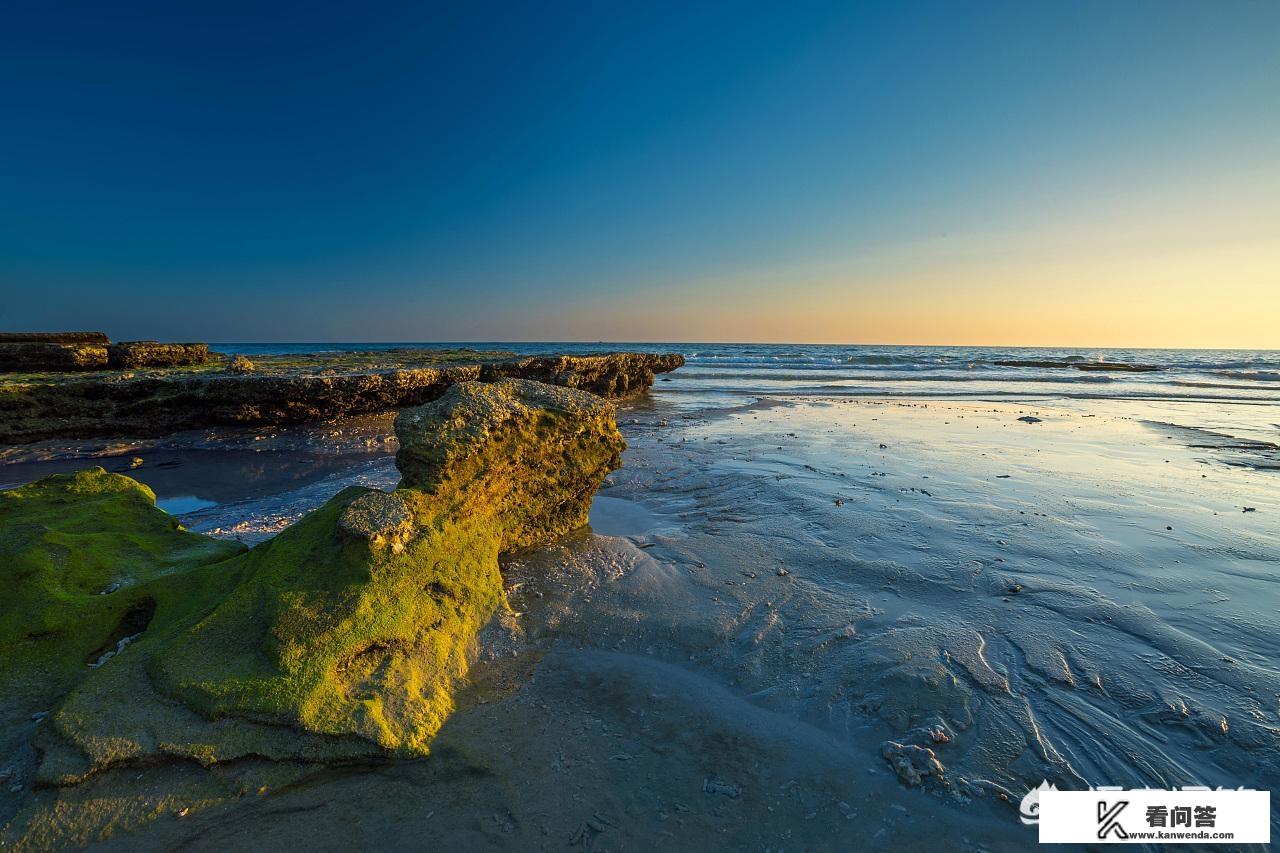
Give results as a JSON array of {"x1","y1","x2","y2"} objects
[{"x1": 3, "y1": 343, "x2": 1278, "y2": 849}]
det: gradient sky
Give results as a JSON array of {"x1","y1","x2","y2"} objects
[{"x1": 2, "y1": 1, "x2": 1277, "y2": 347}]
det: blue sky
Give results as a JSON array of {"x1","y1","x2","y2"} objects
[{"x1": 2, "y1": 1, "x2": 1277, "y2": 345}]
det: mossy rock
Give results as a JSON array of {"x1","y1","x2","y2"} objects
[
  {"x1": 1, "y1": 379, "x2": 625, "y2": 846},
  {"x1": 0, "y1": 469, "x2": 245, "y2": 758},
  {"x1": 395, "y1": 378, "x2": 625, "y2": 550}
]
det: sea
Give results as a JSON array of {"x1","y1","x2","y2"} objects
[{"x1": 216, "y1": 341, "x2": 1280, "y2": 403}]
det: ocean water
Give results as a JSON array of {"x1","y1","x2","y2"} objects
[
  {"x1": 212, "y1": 341, "x2": 1280, "y2": 444},
  {"x1": 215, "y1": 340, "x2": 1280, "y2": 401}
]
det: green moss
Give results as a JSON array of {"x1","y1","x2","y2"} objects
[
  {"x1": 151, "y1": 488, "x2": 504, "y2": 755},
  {"x1": 395, "y1": 378, "x2": 625, "y2": 550},
  {"x1": 0, "y1": 469, "x2": 245, "y2": 756}
]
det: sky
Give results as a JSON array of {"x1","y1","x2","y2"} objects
[{"x1": 1, "y1": 1, "x2": 1277, "y2": 347}]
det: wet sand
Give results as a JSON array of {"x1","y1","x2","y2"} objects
[{"x1": 2, "y1": 393, "x2": 1277, "y2": 849}]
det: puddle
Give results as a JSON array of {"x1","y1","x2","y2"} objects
[
  {"x1": 588, "y1": 494, "x2": 675, "y2": 537},
  {"x1": 157, "y1": 495, "x2": 218, "y2": 514}
]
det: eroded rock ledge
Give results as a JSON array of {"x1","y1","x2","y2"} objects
[
  {"x1": 0, "y1": 379, "x2": 624, "y2": 848},
  {"x1": 0, "y1": 351, "x2": 683, "y2": 444},
  {"x1": 0, "y1": 333, "x2": 209, "y2": 374}
]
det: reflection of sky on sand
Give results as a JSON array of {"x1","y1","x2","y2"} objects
[{"x1": 577, "y1": 395, "x2": 1279, "y2": 811}]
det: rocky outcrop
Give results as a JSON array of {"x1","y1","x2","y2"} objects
[
  {"x1": 106, "y1": 341, "x2": 209, "y2": 369},
  {"x1": 481, "y1": 352, "x2": 686, "y2": 398},
  {"x1": 0, "y1": 343, "x2": 108, "y2": 372},
  {"x1": 395, "y1": 379, "x2": 624, "y2": 550},
  {"x1": 0, "y1": 352, "x2": 683, "y2": 444},
  {"x1": 0, "y1": 333, "x2": 208, "y2": 373},
  {"x1": 0, "y1": 379, "x2": 625, "y2": 847},
  {"x1": 226, "y1": 354, "x2": 255, "y2": 373}
]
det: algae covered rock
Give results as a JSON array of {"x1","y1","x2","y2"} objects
[
  {"x1": 226, "y1": 353, "x2": 255, "y2": 373},
  {"x1": 0, "y1": 469, "x2": 245, "y2": 762},
  {"x1": 395, "y1": 378, "x2": 624, "y2": 550},
  {"x1": 482, "y1": 352, "x2": 685, "y2": 398},
  {"x1": 0, "y1": 350, "x2": 681, "y2": 444},
  {"x1": 0, "y1": 342, "x2": 109, "y2": 372},
  {"x1": 145, "y1": 381, "x2": 622, "y2": 754},
  {"x1": 148, "y1": 486, "x2": 504, "y2": 757},
  {"x1": 106, "y1": 341, "x2": 209, "y2": 369},
  {"x1": 0, "y1": 379, "x2": 626, "y2": 846}
]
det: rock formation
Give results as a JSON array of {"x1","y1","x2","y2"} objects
[
  {"x1": 480, "y1": 352, "x2": 685, "y2": 398},
  {"x1": 0, "y1": 352, "x2": 683, "y2": 443},
  {"x1": 106, "y1": 341, "x2": 209, "y2": 369},
  {"x1": 0, "y1": 379, "x2": 625, "y2": 848},
  {"x1": 0, "y1": 343, "x2": 109, "y2": 372},
  {"x1": 0, "y1": 333, "x2": 209, "y2": 373}
]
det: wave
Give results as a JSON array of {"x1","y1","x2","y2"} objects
[{"x1": 1212, "y1": 370, "x2": 1280, "y2": 383}]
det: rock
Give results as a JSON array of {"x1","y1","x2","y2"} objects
[
  {"x1": 337, "y1": 490, "x2": 414, "y2": 551},
  {"x1": 0, "y1": 378, "x2": 627, "y2": 845},
  {"x1": 0, "y1": 469, "x2": 246, "y2": 769},
  {"x1": 702, "y1": 777, "x2": 741, "y2": 798},
  {"x1": 0, "y1": 351, "x2": 682, "y2": 444},
  {"x1": 480, "y1": 353, "x2": 685, "y2": 399},
  {"x1": 1017, "y1": 416, "x2": 1042, "y2": 424},
  {"x1": 881, "y1": 741, "x2": 946, "y2": 787},
  {"x1": 227, "y1": 354, "x2": 256, "y2": 374},
  {"x1": 0, "y1": 342, "x2": 108, "y2": 372},
  {"x1": 0, "y1": 336, "x2": 210, "y2": 373},
  {"x1": 395, "y1": 379, "x2": 624, "y2": 550},
  {"x1": 107, "y1": 341, "x2": 209, "y2": 369}
]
